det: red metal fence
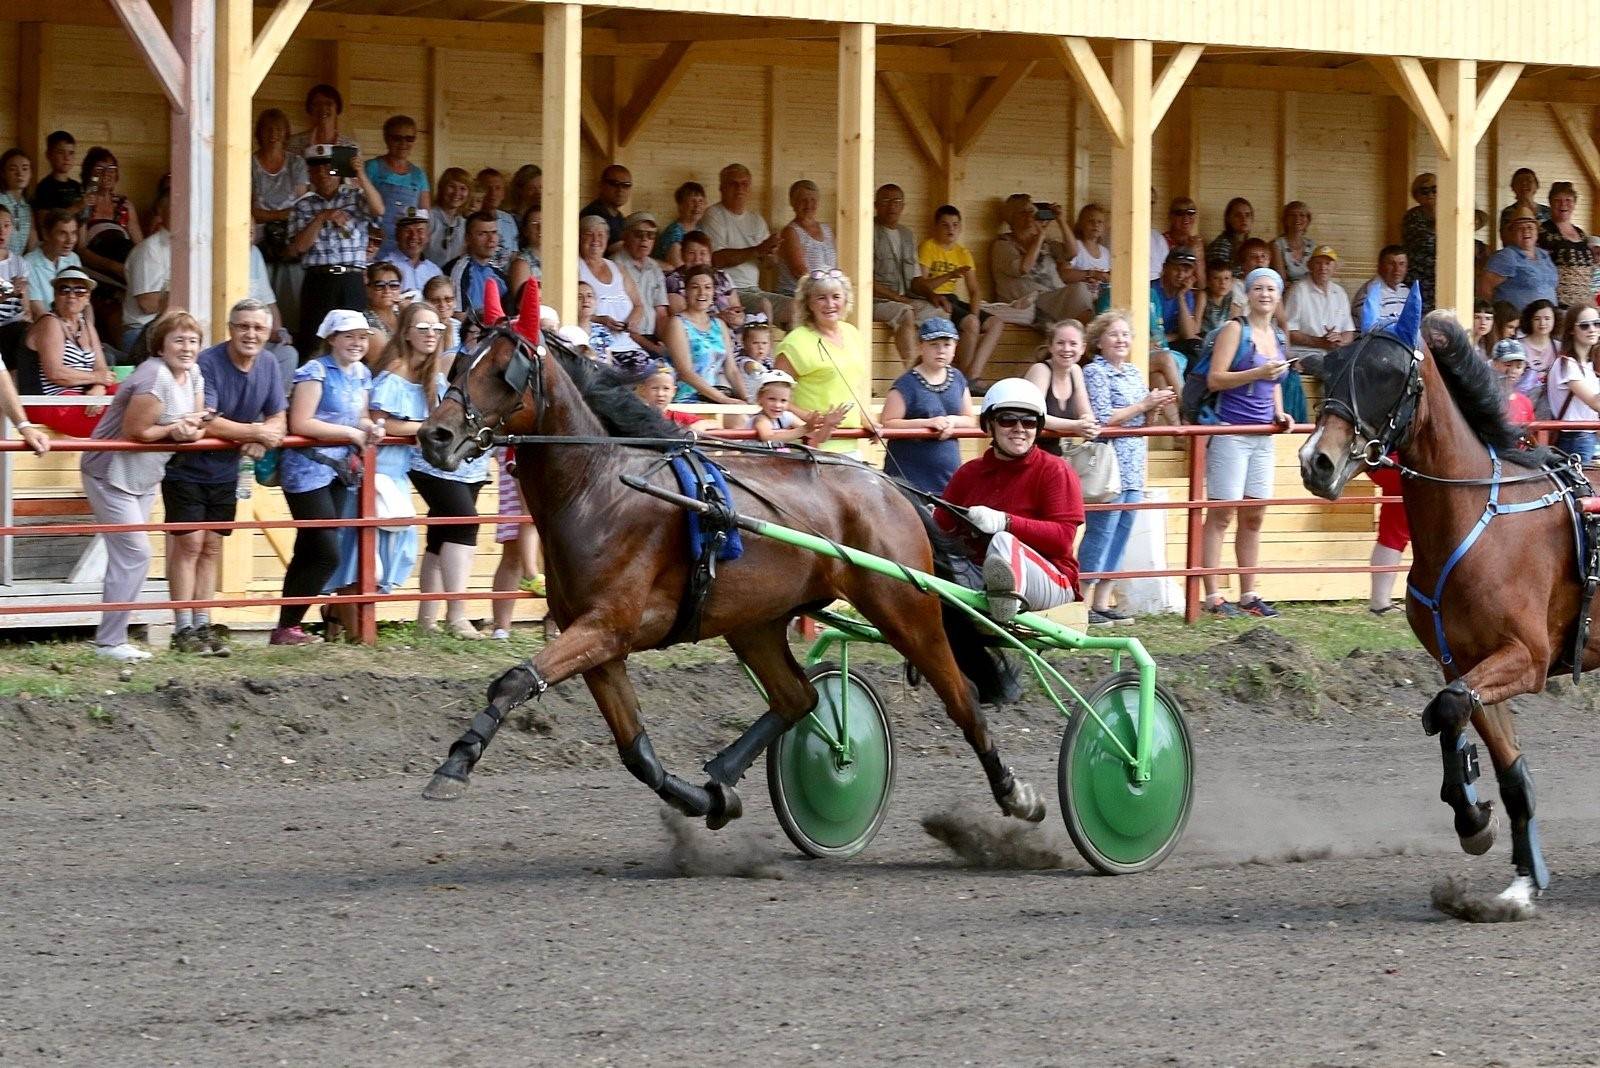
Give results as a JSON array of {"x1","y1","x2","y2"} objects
[{"x1": 0, "y1": 417, "x2": 1585, "y2": 641}]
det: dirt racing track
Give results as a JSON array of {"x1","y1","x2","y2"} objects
[{"x1": 7, "y1": 628, "x2": 1600, "y2": 1067}]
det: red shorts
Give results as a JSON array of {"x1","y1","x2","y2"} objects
[
  {"x1": 25, "y1": 384, "x2": 120, "y2": 439},
  {"x1": 1368, "y1": 462, "x2": 1409, "y2": 552}
]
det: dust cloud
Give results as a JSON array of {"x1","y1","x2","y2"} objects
[{"x1": 658, "y1": 808, "x2": 785, "y2": 880}]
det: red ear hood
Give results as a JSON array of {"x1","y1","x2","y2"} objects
[
  {"x1": 480, "y1": 277, "x2": 506, "y2": 326},
  {"x1": 515, "y1": 277, "x2": 542, "y2": 345}
]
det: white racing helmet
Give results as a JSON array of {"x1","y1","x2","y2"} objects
[{"x1": 979, "y1": 378, "x2": 1047, "y2": 425}]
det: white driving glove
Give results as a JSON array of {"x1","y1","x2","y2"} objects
[{"x1": 965, "y1": 505, "x2": 1008, "y2": 535}]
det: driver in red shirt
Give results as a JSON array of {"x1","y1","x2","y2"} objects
[{"x1": 935, "y1": 378, "x2": 1086, "y2": 621}]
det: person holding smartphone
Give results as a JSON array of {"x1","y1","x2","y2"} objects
[
  {"x1": 1200, "y1": 267, "x2": 1292, "y2": 619},
  {"x1": 991, "y1": 193, "x2": 1091, "y2": 331}
]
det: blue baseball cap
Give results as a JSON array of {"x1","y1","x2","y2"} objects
[{"x1": 919, "y1": 317, "x2": 959, "y2": 341}]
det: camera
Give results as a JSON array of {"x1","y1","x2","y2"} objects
[{"x1": 1033, "y1": 202, "x2": 1056, "y2": 221}]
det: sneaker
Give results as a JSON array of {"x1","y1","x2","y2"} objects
[
  {"x1": 197, "y1": 623, "x2": 231, "y2": 658},
  {"x1": 268, "y1": 625, "x2": 323, "y2": 646},
  {"x1": 519, "y1": 574, "x2": 547, "y2": 596},
  {"x1": 1087, "y1": 609, "x2": 1115, "y2": 626},
  {"x1": 1097, "y1": 607, "x2": 1134, "y2": 623},
  {"x1": 170, "y1": 626, "x2": 207, "y2": 654},
  {"x1": 95, "y1": 643, "x2": 152, "y2": 661},
  {"x1": 982, "y1": 550, "x2": 1022, "y2": 623},
  {"x1": 1238, "y1": 596, "x2": 1281, "y2": 618},
  {"x1": 490, "y1": 628, "x2": 511, "y2": 641},
  {"x1": 1203, "y1": 598, "x2": 1243, "y2": 618}
]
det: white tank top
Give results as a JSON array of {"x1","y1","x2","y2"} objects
[{"x1": 578, "y1": 258, "x2": 640, "y2": 352}]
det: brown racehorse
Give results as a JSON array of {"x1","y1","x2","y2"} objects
[
  {"x1": 1300, "y1": 301, "x2": 1598, "y2": 910},
  {"x1": 412, "y1": 303, "x2": 1047, "y2": 833}
]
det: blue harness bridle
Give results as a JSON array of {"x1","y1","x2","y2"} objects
[{"x1": 1404, "y1": 445, "x2": 1573, "y2": 675}]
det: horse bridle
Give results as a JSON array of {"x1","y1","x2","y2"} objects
[
  {"x1": 1317, "y1": 335, "x2": 1424, "y2": 468},
  {"x1": 440, "y1": 320, "x2": 545, "y2": 452}
]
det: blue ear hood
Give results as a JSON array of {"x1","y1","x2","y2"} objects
[{"x1": 1361, "y1": 278, "x2": 1423, "y2": 346}]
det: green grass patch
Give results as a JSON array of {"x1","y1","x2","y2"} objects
[{"x1": 0, "y1": 603, "x2": 1419, "y2": 702}]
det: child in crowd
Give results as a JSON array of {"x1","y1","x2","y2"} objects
[
  {"x1": 880, "y1": 317, "x2": 975, "y2": 493},
  {"x1": 423, "y1": 276, "x2": 459, "y2": 355},
  {"x1": 1470, "y1": 298, "x2": 1495, "y2": 359},
  {"x1": 737, "y1": 317, "x2": 774, "y2": 401},
  {"x1": 0, "y1": 205, "x2": 27, "y2": 326},
  {"x1": 748, "y1": 369, "x2": 830, "y2": 446},
  {"x1": 634, "y1": 363, "x2": 701, "y2": 428},
  {"x1": 1198, "y1": 258, "x2": 1235, "y2": 335}
]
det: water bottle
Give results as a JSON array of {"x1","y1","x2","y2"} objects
[{"x1": 237, "y1": 457, "x2": 255, "y2": 500}]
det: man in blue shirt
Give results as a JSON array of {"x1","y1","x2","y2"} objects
[
  {"x1": 1151, "y1": 246, "x2": 1202, "y2": 359},
  {"x1": 160, "y1": 297, "x2": 288, "y2": 656},
  {"x1": 443, "y1": 212, "x2": 509, "y2": 319}
]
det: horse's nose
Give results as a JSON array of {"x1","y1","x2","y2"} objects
[
  {"x1": 1301, "y1": 449, "x2": 1337, "y2": 488},
  {"x1": 423, "y1": 424, "x2": 455, "y2": 448}
]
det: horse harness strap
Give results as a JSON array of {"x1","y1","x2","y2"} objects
[
  {"x1": 652, "y1": 447, "x2": 744, "y2": 647},
  {"x1": 1406, "y1": 445, "x2": 1593, "y2": 681}
]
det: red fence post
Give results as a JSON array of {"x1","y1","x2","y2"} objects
[
  {"x1": 1184, "y1": 434, "x2": 1207, "y2": 624},
  {"x1": 356, "y1": 441, "x2": 378, "y2": 645}
]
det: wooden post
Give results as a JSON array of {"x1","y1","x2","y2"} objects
[
  {"x1": 542, "y1": 4, "x2": 583, "y2": 324},
  {"x1": 215, "y1": 0, "x2": 254, "y2": 333},
  {"x1": 1383, "y1": 98, "x2": 1418, "y2": 246},
  {"x1": 1435, "y1": 60, "x2": 1476, "y2": 321},
  {"x1": 1110, "y1": 39, "x2": 1153, "y2": 376},
  {"x1": 172, "y1": 0, "x2": 215, "y2": 337},
  {"x1": 764, "y1": 66, "x2": 784, "y2": 222},
  {"x1": 1277, "y1": 92, "x2": 1298, "y2": 215},
  {"x1": 17, "y1": 23, "x2": 49, "y2": 162},
  {"x1": 838, "y1": 23, "x2": 875, "y2": 348},
  {"x1": 427, "y1": 48, "x2": 449, "y2": 179}
]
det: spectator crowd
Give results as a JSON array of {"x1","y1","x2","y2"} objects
[{"x1": 0, "y1": 81, "x2": 1597, "y2": 654}]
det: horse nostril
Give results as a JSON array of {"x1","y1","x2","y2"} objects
[
  {"x1": 1310, "y1": 453, "x2": 1336, "y2": 480},
  {"x1": 424, "y1": 426, "x2": 453, "y2": 444}
]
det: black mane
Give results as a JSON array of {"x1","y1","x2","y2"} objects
[
  {"x1": 545, "y1": 337, "x2": 689, "y2": 440},
  {"x1": 1420, "y1": 312, "x2": 1553, "y2": 470}
]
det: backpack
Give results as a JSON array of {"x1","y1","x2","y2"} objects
[{"x1": 1179, "y1": 315, "x2": 1288, "y2": 424}]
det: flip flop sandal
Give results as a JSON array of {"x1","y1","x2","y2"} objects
[{"x1": 1368, "y1": 603, "x2": 1403, "y2": 616}]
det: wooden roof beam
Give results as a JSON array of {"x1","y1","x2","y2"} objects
[
  {"x1": 1372, "y1": 56, "x2": 1452, "y2": 157},
  {"x1": 106, "y1": 0, "x2": 186, "y2": 110},
  {"x1": 1473, "y1": 62, "x2": 1522, "y2": 143},
  {"x1": 1550, "y1": 104, "x2": 1600, "y2": 190},
  {"x1": 248, "y1": 0, "x2": 313, "y2": 94},
  {"x1": 1049, "y1": 37, "x2": 1125, "y2": 146},
  {"x1": 580, "y1": 82, "x2": 611, "y2": 156},
  {"x1": 1151, "y1": 43, "x2": 1203, "y2": 126},
  {"x1": 614, "y1": 14, "x2": 822, "y2": 44},
  {"x1": 878, "y1": 70, "x2": 943, "y2": 167},
  {"x1": 952, "y1": 60, "x2": 1033, "y2": 155},
  {"x1": 617, "y1": 41, "x2": 693, "y2": 147}
]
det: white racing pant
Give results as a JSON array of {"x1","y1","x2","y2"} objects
[{"x1": 981, "y1": 531, "x2": 1076, "y2": 617}]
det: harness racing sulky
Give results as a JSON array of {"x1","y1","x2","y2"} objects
[
  {"x1": 412, "y1": 281, "x2": 1194, "y2": 873},
  {"x1": 1300, "y1": 286, "x2": 1600, "y2": 917}
]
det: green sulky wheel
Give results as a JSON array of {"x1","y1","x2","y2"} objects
[
  {"x1": 1058, "y1": 671, "x2": 1194, "y2": 875},
  {"x1": 767, "y1": 663, "x2": 896, "y2": 859}
]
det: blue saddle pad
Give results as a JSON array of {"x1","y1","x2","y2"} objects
[{"x1": 669, "y1": 452, "x2": 744, "y2": 562}]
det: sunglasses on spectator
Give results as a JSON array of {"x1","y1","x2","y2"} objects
[
  {"x1": 1170, "y1": 207, "x2": 1197, "y2": 216},
  {"x1": 413, "y1": 323, "x2": 449, "y2": 334},
  {"x1": 57, "y1": 285, "x2": 90, "y2": 295},
  {"x1": 388, "y1": 134, "x2": 417, "y2": 143},
  {"x1": 604, "y1": 177, "x2": 633, "y2": 188},
  {"x1": 808, "y1": 268, "x2": 846, "y2": 281},
  {"x1": 228, "y1": 321, "x2": 268, "y2": 332},
  {"x1": 1578, "y1": 320, "x2": 1600, "y2": 330},
  {"x1": 992, "y1": 413, "x2": 1040, "y2": 430},
  {"x1": 1418, "y1": 186, "x2": 1438, "y2": 195},
  {"x1": 368, "y1": 279, "x2": 403, "y2": 290}
]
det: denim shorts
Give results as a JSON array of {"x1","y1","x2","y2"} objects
[{"x1": 1206, "y1": 432, "x2": 1275, "y2": 500}]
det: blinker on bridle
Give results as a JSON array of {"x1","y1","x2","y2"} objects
[
  {"x1": 1318, "y1": 336, "x2": 1424, "y2": 468},
  {"x1": 441, "y1": 322, "x2": 544, "y2": 452}
]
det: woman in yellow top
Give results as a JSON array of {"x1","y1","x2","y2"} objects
[{"x1": 774, "y1": 268, "x2": 877, "y2": 455}]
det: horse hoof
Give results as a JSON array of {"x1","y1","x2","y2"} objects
[
  {"x1": 1001, "y1": 780, "x2": 1047, "y2": 823},
  {"x1": 704, "y1": 781, "x2": 743, "y2": 830},
  {"x1": 1459, "y1": 812, "x2": 1498, "y2": 856},
  {"x1": 423, "y1": 771, "x2": 470, "y2": 801}
]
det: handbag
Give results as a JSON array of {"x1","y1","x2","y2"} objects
[{"x1": 1062, "y1": 439, "x2": 1123, "y2": 504}]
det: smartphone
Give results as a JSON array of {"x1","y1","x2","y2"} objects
[
  {"x1": 1282, "y1": 353, "x2": 1305, "y2": 366},
  {"x1": 1033, "y1": 202, "x2": 1056, "y2": 221}
]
